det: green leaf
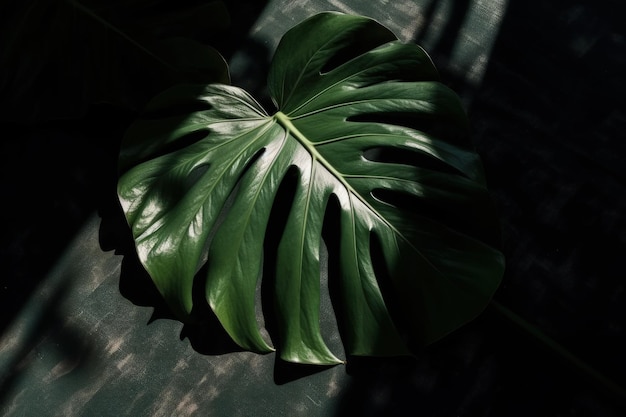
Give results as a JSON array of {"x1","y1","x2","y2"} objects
[{"x1": 118, "y1": 12, "x2": 505, "y2": 365}]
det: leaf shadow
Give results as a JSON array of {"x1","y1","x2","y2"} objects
[
  {"x1": 0, "y1": 281, "x2": 95, "y2": 408},
  {"x1": 96, "y1": 0, "x2": 275, "y2": 359},
  {"x1": 100, "y1": 185, "x2": 247, "y2": 356},
  {"x1": 261, "y1": 167, "x2": 343, "y2": 383}
]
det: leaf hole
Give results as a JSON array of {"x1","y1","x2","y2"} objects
[
  {"x1": 182, "y1": 262, "x2": 248, "y2": 355},
  {"x1": 348, "y1": 112, "x2": 468, "y2": 145},
  {"x1": 371, "y1": 188, "x2": 457, "y2": 226},
  {"x1": 368, "y1": 232, "x2": 413, "y2": 347},
  {"x1": 200, "y1": 147, "x2": 268, "y2": 273},
  {"x1": 317, "y1": 196, "x2": 345, "y2": 361},
  {"x1": 363, "y1": 146, "x2": 464, "y2": 177},
  {"x1": 323, "y1": 194, "x2": 350, "y2": 352},
  {"x1": 186, "y1": 162, "x2": 210, "y2": 186},
  {"x1": 261, "y1": 166, "x2": 300, "y2": 343}
]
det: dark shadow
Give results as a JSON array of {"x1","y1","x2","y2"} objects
[
  {"x1": 467, "y1": 0, "x2": 626, "y2": 403},
  {"x1": 330, "y1": 0, "x2": 626, "y2": 415},
  {"x1": 414, "y1": 0, "x2": 472, "y2": 58},
  {"x1": 98, "y1": 4, "x2": 274, "y2": 357},
  {"x1": 333, "y1": 317, "x2": 492, "y2": 417},
  {"x1": 0, "y1": 282, "x2": 95, "y2": 406},
  {"x1": 5, "y1": 1, "x2": 626, "y2": 415},
  {"x1": 218, "y1": 0, "x2": 273, "y2": 110},
  {"x1": 181, "y1": 260, "x2": 249, "y2": 355},
  {"x1": 413, "y1": 0, "x2": 472, "y2": 90},
  {"x1": 324, "y1": 195, "x2": 351, "y2": 357},
  {"x1": 273, "y1": 359, "x2": 340, "y2": 385},
  {"x1": 267, "y1": 185, "x2": 348, "y2": 384},
  {"x1": 115, "y1": 235, "x2": 180, "y2": 324},
  {"x1": 100, "y1": 148, "x2": 254, "y2": 355},
  {"x1": 181, "y1": 304, "x2": 249, "y2": 356},
  {"x1": 1, "y1": 104, "x2": 132, "y2": 337},
  {"x1": 261, "y1": 167, "x2": 341, "y2": 383},
  {"x1": 227, "y1": 37, "x2": 275, "y2": 110},
  {"x1": 260, "y1": 167, "x2": 296, "y2": 361},
  {"x1": 0, "y1": 0, "x2": 272, "y2": 395}
]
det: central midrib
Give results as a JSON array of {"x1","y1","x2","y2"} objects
[{"x1": 272, "y1": 111, "x2": 418, "y2": 252}]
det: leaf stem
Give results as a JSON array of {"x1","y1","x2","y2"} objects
[
  {"x1": 274, "y1": 111, "x2": 346, "y2": 185},
  {"x1": 273, "y1": 111, "x2": 437, "y2": 265},
  {"x1": 489, "y1": 300, "x2": 626, "y2": 409}
]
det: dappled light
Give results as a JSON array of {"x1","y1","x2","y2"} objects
[{"x1": 2, "y1": 0, "x2": 625, "y2": 416}]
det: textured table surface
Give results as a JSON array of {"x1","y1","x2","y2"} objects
[{"x1": 2, "y1": 0, "x2": 625, "y2": 416}]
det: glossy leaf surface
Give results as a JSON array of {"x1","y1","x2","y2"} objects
[{"x1": 118, "y1": 12, "x2": 505, "y2": 365}]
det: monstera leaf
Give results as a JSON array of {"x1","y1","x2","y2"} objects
[{"x1": 117, "y1": 12, "x2": 505, "y2": 365}]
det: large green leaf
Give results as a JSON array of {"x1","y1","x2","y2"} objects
[{"x1": 117, "y1": 11, "x2": 505, "y2": 365}]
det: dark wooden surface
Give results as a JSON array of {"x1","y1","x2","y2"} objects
[{"x1": 2, "y1": 0, "x2": 625, "y2": 415}]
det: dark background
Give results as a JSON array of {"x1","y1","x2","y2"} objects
[{"x1": 1, "y1": 0, "x2": 625, "y2": 415}]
